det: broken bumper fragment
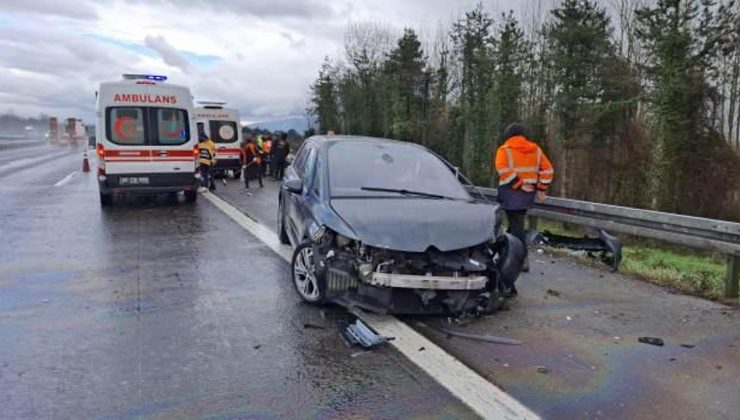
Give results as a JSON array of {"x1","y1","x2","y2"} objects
[{"x1": 368, "y1": 272, "x2": 487, "y2": 290}]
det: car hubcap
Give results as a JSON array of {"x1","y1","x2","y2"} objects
[{"x1": 294, "y1": 247, "x2": 320, "y2": 301}]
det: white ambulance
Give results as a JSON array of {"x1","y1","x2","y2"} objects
[
  {"x1": 194, "y1": 102, "x2": 243, "y2": 178},
  {"x1": 95, "y1": 74, "x2": 199, "y2": 206}
]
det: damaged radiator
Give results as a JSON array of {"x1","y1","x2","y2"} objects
[{"x1": 326, "y1": 267, "x2": 360, "y2": 292}]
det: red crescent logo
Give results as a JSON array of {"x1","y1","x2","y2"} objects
[{"x1": 114, "y1": 116, "x2": 134, "y2": 140}]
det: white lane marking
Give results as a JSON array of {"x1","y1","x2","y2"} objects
[
  {"x1": 201, "y1": 191, "x2": 539, "y2": 420},
  {"x1": 0, "y1": 151, "x2": 73, "y2": 173},
  {"x1": 54, "y1": 171, "x2": 79, "y2": 187}
]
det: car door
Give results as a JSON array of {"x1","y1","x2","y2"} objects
[
  {"x1": 292, "y1": 147, "x2": 318, "y2": 241},
  {"x1": 284, "y1": 144, "x2": 311, "y2": 244}
]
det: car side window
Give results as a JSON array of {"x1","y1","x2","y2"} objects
[
  {"x1": 311, "y1": 154, "x2": 323, "y2": 198},
  {"x1": 292, "y1": 144, "x2": 310, "y2": 175},
  {"x1": 302, "y1": 148, "x2": 317, "y2": 191}
]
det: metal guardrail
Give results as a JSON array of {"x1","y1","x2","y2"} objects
[{"x1": 471, "y1": 187, "x2": 740, "y2": 299}]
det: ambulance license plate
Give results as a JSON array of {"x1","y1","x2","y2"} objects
[{"x1": 119, "y1": 176, "x2": 150, "y2": 186}]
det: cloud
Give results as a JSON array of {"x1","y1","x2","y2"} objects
[
  {"x1": 2, "y1": 0, "x2": 98, "y2": 20},
  {"x1": 144, "y1": 35, "x2": 192, "y2": 73},
  {"x1": 0, "y1": 0, "x2": 526, "y2": 129},
  {"x1": 128, "y1": 0, "x2": 336, "y2": 19}
]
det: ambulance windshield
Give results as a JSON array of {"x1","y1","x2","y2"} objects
[{"x1": 106, "y1": 107, "x2": 190, "y2": 146}]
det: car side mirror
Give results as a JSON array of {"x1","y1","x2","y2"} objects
[{"x1": 284, "y1": 178, "x2": 303, "y2": 194}]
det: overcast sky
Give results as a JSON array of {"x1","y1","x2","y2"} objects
[{"x1": 0, "y1": 0, "x2": 535, "y2": 127}]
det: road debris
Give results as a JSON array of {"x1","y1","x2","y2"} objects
[
  {"x1": 545, "y1": 289, "x2": 562, "y2": 298},
  {"x1": 680, "y1": 344, "x2": 696, "y2": 349},
  {"x1": 535, "y1": 365, "x2": 550, "y2": 374},
  {"x1": 303, "y1": 322, "x2": 325, "y2": 330},
  {"x1": 638, "y1": 337, "x2": 665, "y2": 346},
  {"x1": 41, "y1": 299, "x2": 51, "y2": 303},
  {"x1": 252, "y1": 344, "x2": 261, "y2": 350},
  {"x1": 433, "y1": 326, "x2": 523, "y2": 345},
  {"x1": 344, "y1": 319, "x2": 394, "y2": 348}
]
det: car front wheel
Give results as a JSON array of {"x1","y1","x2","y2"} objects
[{"x1": 291, "y1": 242, "x2": 325, "y2": 304}]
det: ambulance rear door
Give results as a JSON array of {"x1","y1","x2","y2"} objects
[{"x1": 101, "y1": 81, "x2": 196, "y2": 180}]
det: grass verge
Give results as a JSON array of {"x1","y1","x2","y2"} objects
[{"x1": 535, "y1": 219, "x2": 728, "y2": 300}]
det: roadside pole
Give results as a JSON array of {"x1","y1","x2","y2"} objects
[{"x1": 726, "y1": 255, "x2": 740, "y2": 299}]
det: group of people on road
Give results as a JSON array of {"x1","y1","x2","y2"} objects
[
  {"x1": 241, "y1": 132, "x2": 290, "y2": 189},
  {"x1": 197, "y1": 130, "x2": 290, "y2": 192}
]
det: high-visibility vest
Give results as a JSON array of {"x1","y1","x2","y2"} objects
[
  {"x1": 494, "y1": 135, "x2": 554, "y2": 191},
  {"x1": 198, "y1": 140, "x2": 217, "y2": 166}
]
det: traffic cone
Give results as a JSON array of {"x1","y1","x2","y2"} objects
[{"x1": 82, "y1": 151, "x2": 90, "y2": 172}]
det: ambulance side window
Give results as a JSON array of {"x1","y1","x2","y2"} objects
[
  {"x1": 108, "y1": 108, "x2": 145, "y2": 145},
  {"x1": 209, "y1": 121, "x2": 238, "y2": 143},
  {"x1": 153, "y1": 108, "x2": 189, "y2": 145}
]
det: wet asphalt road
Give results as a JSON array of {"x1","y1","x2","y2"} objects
[
  {"x1": 217, "y1": 176, "x2": 740, "y2": 420},
  {"x1": 0, "y1": 146, "x2": 475, "y2": 419}
]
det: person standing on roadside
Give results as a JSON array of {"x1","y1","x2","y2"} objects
[
  {"x1": 198, "y1": 132, "x2": 217, "y2": 191},
  {"x1": 261, "y1": 134, "x2": 273, "y2": 177},
  {"x1": 272, "y1": 132, "x2": 290, "y2": 181},
  {"x1": 494, "y1": 123, "x2": 554, "y2": 276},
  {"x1": 241, "y1": 137, "x2": 263, "y2": 189}
]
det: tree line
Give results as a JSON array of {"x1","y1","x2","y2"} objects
[{"x1": 308, "y1": 0, "x2": 740, "y2": 221}]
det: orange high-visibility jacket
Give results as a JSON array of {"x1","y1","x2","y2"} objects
[{"x1": 494, "y1": 135, "x2": 554, "y2": 191}]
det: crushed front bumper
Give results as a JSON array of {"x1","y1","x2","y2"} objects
[{"x1": 368, "y1": 272, "x2": 487, "y2": 290}]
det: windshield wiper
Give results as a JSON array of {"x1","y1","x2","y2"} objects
[{"x1": 360, "y1": 186, "x2": 448, "y2": 200}]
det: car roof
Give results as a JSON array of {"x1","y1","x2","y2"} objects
[{"x1": 306, "y1": 135, "x2": 426, "y2": 150}]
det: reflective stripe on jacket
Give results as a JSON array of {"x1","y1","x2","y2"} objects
[
  {"x1": 198, "y1": 140, "x2": 217, "y2": 166},
  {"x1": 494, "y1": 135, "x2": 554, "y2": 192}
]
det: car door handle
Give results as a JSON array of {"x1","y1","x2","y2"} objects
[{"x1": 157, "y1": 151, "x2": 168, "y2": 157}]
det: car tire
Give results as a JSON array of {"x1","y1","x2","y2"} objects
[
  {"x1": 184, "y1": 190, "x2": 197, "y2": 204},
  {"x1": 100, "y1": 192, "x2": 113, "y2": 207},
  {"x1": 277, "y1": 198, "x2": 290, "y2": 245},
  {"x1": 291, "y1": 242, "x2": 325, "y2": 304}
]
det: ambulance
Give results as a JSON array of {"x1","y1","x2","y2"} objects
[
  {"x1": 194, "y1": 102, "x2": 243, "y2": 178},
  {"x1": 95, "y1": 74, "x2": 199, "y2": 206}
]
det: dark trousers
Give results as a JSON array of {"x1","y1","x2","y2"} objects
[
  {"x1": 244, "y1": 163, "x2": 263, "y2": 188},
  {"x1": 200, "y1": 164, "x2": 215, "y2": 190},
  {"x1": 262, "y1": 159, "x2": 271, "y2": 177},
  {"x1": 273, "y1": 160, "x2": 286, "y2": 180},
  {"x1": 506, "y1": 210, "x2": 527, "y2": 256}
]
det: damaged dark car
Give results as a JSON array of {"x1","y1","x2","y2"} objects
[{"x1": 277, "y1": 135, "x2": 525, "y2": 315}]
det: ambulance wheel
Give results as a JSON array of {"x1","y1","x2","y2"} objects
[
  {"x1": 100, "y1": 192, "x2": 113, "y2": 207},
  {"x1": 185, "y1": 190, "x2": 197, "y2": 204}
]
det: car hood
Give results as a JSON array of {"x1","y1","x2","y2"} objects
[{"x1": 329, "y1": 198, "x2": 496, "y2": 252}]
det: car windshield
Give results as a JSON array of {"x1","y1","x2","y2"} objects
[{"x1": 328, "y1": 140, "x2": 470, "y2": 200}]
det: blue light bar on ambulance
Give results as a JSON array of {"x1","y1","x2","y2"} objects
[{"x1": 122, "y1": 74, "x2": 168, "y2": 82}]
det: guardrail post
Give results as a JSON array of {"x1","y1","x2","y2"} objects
[
  {"x1": 726, "y1": 255, "x2": 739, "y2": 299},
  {"x1": 528, "y1": 215, "x2": 539, "y2": 230}
]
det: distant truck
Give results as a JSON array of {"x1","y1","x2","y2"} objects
[
  {"x1": 65, "y1": 118, "x2": 86, "y2": 146},
  {"x1": 47, "y1": 117, "x2": 60, "y2": 144}
]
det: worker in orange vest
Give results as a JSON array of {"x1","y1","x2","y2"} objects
[
  {"x1": 494, "y1": 123, "x2": 554, "y2": 277},
  {"x1": 241, "y1": 137, "x2": 263, "y2": 189},
  {"x1": 261, "y1": 134, "x2": 273, "y2": 177}
]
